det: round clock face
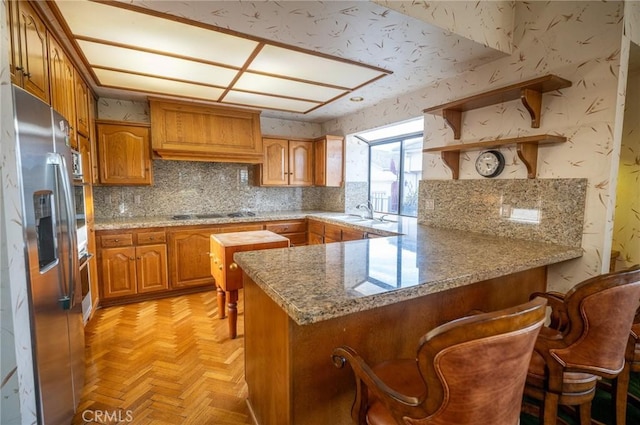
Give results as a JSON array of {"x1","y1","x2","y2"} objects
[{"x1": 475, "y1": 150, "x2": 505, "y2": 178}]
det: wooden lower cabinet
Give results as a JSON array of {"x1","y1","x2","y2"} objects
[
  {"x1": 167, "y1": 224, "x2": 263, "y2": 289},
  {"x1": 168, "y1": 228, "x2": 216, "y2": 289},
  {"x1": 100, "y1": 246, "x2": 137, "y2": 298},
  {"x1": 307, "y1": 218, "x2": 373, "y2": 245},
  {"x1": 265, "y1": 219, "x2": 307, "y2": 246},
  {"x1": 100, "y1": 244, "x2": 168, "y2": 299}
]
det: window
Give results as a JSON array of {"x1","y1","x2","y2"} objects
[{"x1": 357, "y1": 119, "x2": 423, "y2": 217}]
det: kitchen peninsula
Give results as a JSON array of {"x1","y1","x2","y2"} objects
[{"x1": 233, "y1": 219, "x2": 582, "y2": 425}]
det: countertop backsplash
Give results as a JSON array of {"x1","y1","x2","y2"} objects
[
  {"x1": 418, "y1": 178, "x2": 587, "y2": 247},
  {"x1": 93, "y1": 160, "x2": 346, "y2": 219}
]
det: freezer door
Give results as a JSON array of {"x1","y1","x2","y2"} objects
[
  {"x1": 52, "y1": 108, "x2": 85, "y2": 407},
  {"x1": 13, "y1": 86, "x2": 80, "y2": 425}
]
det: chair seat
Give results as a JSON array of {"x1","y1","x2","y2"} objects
[
  {"x1": 526, "y1": 350, "x2": 599, "y2": 401},
  {"x1": 367, "y1": 359, "x2": 426, "y2": 425}
]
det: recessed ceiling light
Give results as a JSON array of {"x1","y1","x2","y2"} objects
[{"x1": 350, "y1": 96, "x2": 364, "y2": 102}]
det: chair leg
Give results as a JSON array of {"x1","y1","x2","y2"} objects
[
  {"x1": 542, "y1": 393, "x2": 559, "y2": 425},
  {"x1": 613, "y1": 363, "x2": 631, "y2": 425},
  {"x1": 578, "y1": 401, "x2": 591, "y2": 425}
]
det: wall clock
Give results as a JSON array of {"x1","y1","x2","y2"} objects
[{"x1": 475, "y1": 150, "x2": 505, "y2": 178}]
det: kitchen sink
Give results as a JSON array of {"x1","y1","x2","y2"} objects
[{"x1": 331, "y1": 214, "x2": 397, "y2": 225}]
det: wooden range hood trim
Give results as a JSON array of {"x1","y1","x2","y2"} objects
[{"x1": 152, "y1": 148, "x2": 264, "y2": 164}]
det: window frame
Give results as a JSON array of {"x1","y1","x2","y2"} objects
[{"x1": 366, "y1": 130, "x2": 423, "y2": 217}]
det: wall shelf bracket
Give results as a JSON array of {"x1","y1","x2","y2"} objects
[
  {"x1": 423, "y1": 134, "x2": 566, "y2": 179},
  {"x1": 424, "y1": 75, "x2": 571, "y2": 140}
]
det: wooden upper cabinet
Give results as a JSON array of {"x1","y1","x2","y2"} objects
[
  {"x1": 257, "y1": 138, "x2": 313, "y2": 186},
  {"x1": 48, "y1": 35, "x2": 77, "y2": 148},
  {"x1": 289, "y1": 140, "x2": 314, "y2": 186},
  {"x1": 96, "y1": 121, "x2": 152, "y2": 185},
  {"x1": 260, "y1": 138, "x2": 289, "y2": 186},
  {"x1": 75, "y1": 75, "x2": 90, "y2": 137},
  {"x1": 6, "y1": 0, "x2": 19, "y2": 85},
  {"x1": 314, "y1": 135, "x2": 344, "y2": 187},
  {"x1": 11, "y1": 1, "x2": 50, "y2": 103},
  {"x1": 149, "y1": 98, "x2": 263, "y2": 163}
]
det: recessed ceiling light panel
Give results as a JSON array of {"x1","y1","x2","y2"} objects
[
  {"x1": 79, "y1": 40, "x2": 239, "y2": 87},
  {"x1": 249, "y1": 45, "x2": 387, "y2": 89},
  {"x1": 234, "y1": 73, "x2": 347, "y2": 103},
  {"x1": 94, "y1": 68, "x2": 226, "y2": 101},
  {"x1": 223, "y1": 91, "x2": 319, "y2": 113},
  {"x1": 55, "y1": 0, "x2": 258, "y2": 67}
]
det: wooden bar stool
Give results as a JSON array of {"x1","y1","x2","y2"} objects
[{"x1": 210, "y1": 230, "x2": 289, "y2": 339}]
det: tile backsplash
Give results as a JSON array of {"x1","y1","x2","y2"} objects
[
  {"x1": 93, "y1": 160, "x2": 345, "y2": 219},
  {"x1": 418, "y1": 178, "x2": 587, "y2": 247}
]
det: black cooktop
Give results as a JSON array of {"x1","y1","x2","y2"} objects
[{"x1": 172, "y1": 211, "x2": 256, "y2": 220}]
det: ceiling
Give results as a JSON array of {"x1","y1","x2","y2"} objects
[{"x1": 48, "y1": 1, "x2": 507, "y2": 123}]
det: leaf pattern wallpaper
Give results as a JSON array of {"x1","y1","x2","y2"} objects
[{"x1": 613, "y1": 44, "x2": 640, "y2": 271}]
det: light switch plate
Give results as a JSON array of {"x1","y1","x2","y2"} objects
[{"x1": 425, "y1": 199, "x2": 435, "y2": 210}]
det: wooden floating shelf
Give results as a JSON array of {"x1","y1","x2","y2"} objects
[
  {"x1": 423, "y1": 75, "x2": 572, "y2": 139},
  {"x1": 423, "y1": 134, "x2": 567, "y2": 179}
]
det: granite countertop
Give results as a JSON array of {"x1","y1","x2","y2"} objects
[
  {"x1": 95, "y1": 211, "x2": 582, "y2": 326},
  {"x1": 234, "y1": 223, "x2": 582, "y2": 326}
]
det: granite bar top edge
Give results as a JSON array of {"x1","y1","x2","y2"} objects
[{"x1": 234, "y1": 229, "x2": 583, "y2": 326}]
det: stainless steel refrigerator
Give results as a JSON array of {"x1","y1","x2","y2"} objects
[{"x1": 12, "y1": 85, "x2": 85, "y2": 424}]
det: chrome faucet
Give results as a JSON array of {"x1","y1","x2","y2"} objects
[{"x1": 356, "y1": 201, "x2": 374, "y2": 219}]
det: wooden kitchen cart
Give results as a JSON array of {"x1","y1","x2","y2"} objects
[{"x1": 210, "y1": 230, "x2": 290, "y2": 338}]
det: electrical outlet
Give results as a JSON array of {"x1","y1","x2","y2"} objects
[
  {"x1": 134, "y1": 194, "x2": 141, "y2": 204},
  {"x1": 501, "y1": 204, "x2": 511, "y2": 218},
  {"x1": 425, "y1": 199, "x2": 435, "y2": 210}
]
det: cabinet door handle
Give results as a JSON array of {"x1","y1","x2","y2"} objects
[
  {"x1": 15, "y1": 66, "x2": 24, "y2": 71},
  {"x1": 23, "y1": 72, "x2": 31, "y2": 78},
  {"x1": 137, "y1": 256, "x2": 141, "y2": 260},
  {"x1": 129, "y1": 257, "x2": 135, "y2": 261}
]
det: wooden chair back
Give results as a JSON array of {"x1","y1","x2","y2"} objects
[
  {"x1": 400, "y1": 297, "x2": 547, "y2": 425},
  {"x1": 548, "y1": 266, "x2": 640, "y2": 378}
]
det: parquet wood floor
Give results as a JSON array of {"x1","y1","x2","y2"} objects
[{"x1": 72, "y1": 291, "x2": 252, "y2": 425}]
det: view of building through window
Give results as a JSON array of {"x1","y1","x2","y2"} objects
[{"x1": 357, "y1": 118, "x2": 423, "y2": 217}]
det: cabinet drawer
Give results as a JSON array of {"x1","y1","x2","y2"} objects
[
  {"x1": 324, "y1": 225, "x2": 342, "y2": 242},
  {"x1": 216, "y1": 224, "x2": 264, "y2": 234},
  {"x1": 286, "y1": 232, "x2": 308, "y2": 246},
  {"x1": 308, "y1": 233, "x2": 324, "y2": 245},
  {"x1": 307, "y1": 220, "x2": 324, "y2": 236},
  {"x1": 341, "y1": 228, "x2": 365, "y2": 241},
  {"x1": 265, "y1": 221, "x2": 306, "y2": 234},
  {"x1": 100, "y1": 233, "x2": 133, "y2": 248},
  {"x1": 137, "y1": 231, "x2": 166, "y2": 245}
]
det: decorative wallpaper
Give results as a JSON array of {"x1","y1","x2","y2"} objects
[
  {"x1": 374, "y1": 0, "x2": 514, "y2": 54},
  {"x1": 418, "y1": 179, "x2": 587, "y2": 248},
  {"x1": 0, "y1": 1, "x2": 37, "y2": 423},
  {"x1": 613, "y1": 57, "x2": 640, "y2": 270},
  {"x1": 325, "y1": 1, "x2": 634, "y2": 294}
]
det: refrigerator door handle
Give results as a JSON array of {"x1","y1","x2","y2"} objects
[{"x1": 48, "y1": 153, "x2": 78, "y2": 310}]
